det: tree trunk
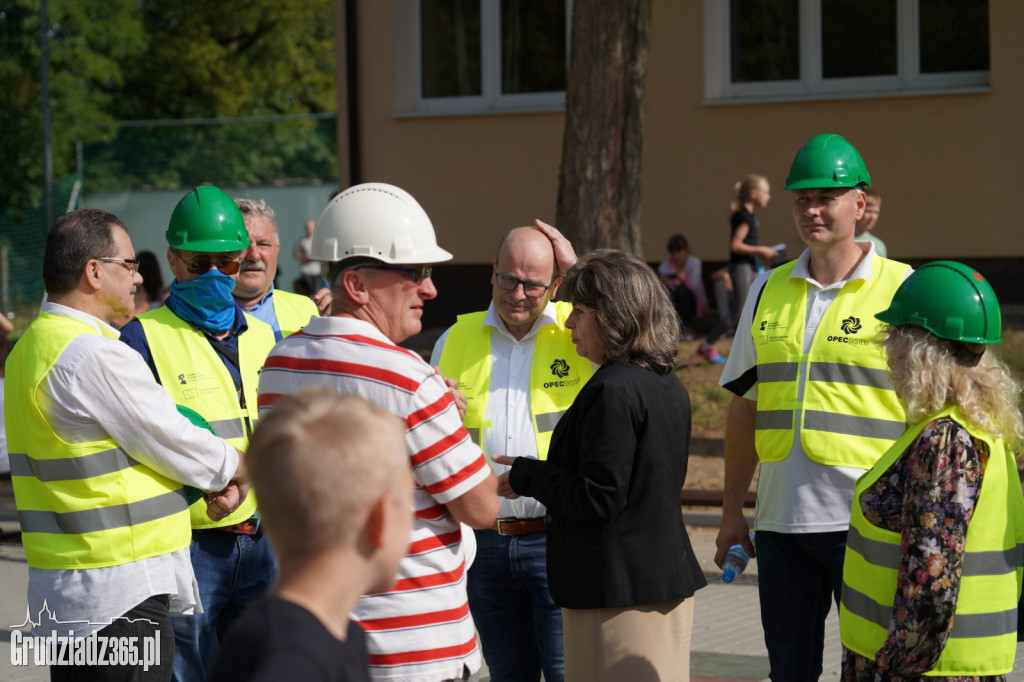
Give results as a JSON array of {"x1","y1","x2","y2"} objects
[{"x1": 556, "y1": 0, "x2": 651, "y2": 258}]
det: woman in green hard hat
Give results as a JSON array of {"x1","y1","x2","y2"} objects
[{"x1": 838, "y1": 261, "x2": 1024, "y2": 680}]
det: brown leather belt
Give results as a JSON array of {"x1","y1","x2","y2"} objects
[{"x1": 491, "y1": 518, "x2": 546, "y2": 536}]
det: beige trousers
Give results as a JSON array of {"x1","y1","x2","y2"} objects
[{"x1": 562, "y1": 596, "x2": 694, "y2": 682}]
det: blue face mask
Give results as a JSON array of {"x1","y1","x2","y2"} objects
[{"x1": 168, "y1": 269, "x2": 237, "y2": 334}]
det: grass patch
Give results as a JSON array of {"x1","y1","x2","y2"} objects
[
  {"x1": 676, "y1": 338, "x2": 734, "y2": 441},
  {"x1": 997, "y1": 322, "x2": 1024, "y2": 382}
]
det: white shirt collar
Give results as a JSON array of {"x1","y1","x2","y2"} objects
[
  {"x1": 42, "y1": 301, "x2": 120, "y2": 338},
  {"x1": 789, "y1": 241, "x2": 876, "y2": 288},
  {"x1": 482, "y1": 300, "x2": 560, "y2": 343}
]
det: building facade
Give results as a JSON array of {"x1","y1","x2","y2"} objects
[{"x1": 334, "y1": 1, "x2": 1022, "y2": 329}]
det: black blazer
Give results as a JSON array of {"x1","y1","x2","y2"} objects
[{"x1": 510, "y1": 362, "x2": 707, "y2": 609}]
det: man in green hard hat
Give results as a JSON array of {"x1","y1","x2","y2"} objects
[
  {"x1": 119, "y1": 186, "x2": 278, "y2": 682},
  {"x1": 714, "y1": 134, "x2": 912, "y2": 681}
]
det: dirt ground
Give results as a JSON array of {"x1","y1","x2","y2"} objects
[
  {"x1": 675, "y1": 336, "x2": 755, "y2": 494},
  {"x1": 686, "y1": 454, "x2": 726, "y2": 491}
]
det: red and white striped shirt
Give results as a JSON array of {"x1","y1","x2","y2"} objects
[{"x1": 258, "y1": 316, "x2": 488, "y2": 681}]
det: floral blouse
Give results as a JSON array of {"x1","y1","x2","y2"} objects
[{"x1": 840, "y1": 417, "x2": 1002, "y2": 682}]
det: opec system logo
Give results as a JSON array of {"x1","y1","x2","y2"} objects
[
  {"x1": 545, "y1": 359, "x2": 581, "y2": 389},
  {"x1": 841, "y1": 316, "x2": 862, "y2": 334},
  {"x1": 828, "y1": 316, "x2": 868, "y2": 345}
]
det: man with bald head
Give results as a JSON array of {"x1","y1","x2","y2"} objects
[{"x1": 431, "y1": 221, "x2": 594, "y2": 682}]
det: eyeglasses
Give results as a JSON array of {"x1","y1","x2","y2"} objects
[
  {"x1": 173, "y1": 250, "x2": 242, "y2": 276},
  {"x1": 98, "y1": 257, "x2": 140, "y2": 275},
  {"x1": 356, "y1": 264, "x2": 433, "y2": 284},
  {"x1": 494, "y1": 273, "x2": 552, "y2": 299}
]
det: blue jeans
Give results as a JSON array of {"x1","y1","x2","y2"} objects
[
  {"x1": 467, "y1": 529, "x2": 564, "y2": 682},
  {"x1": 755, "y1": 530, "x2": 847, "y2": 682},
  {"x1": 171, "y1": 529, "x2": 276, "y2": 682}
]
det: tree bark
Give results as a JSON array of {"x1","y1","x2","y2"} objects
[{"x1": 556, "y1": 0, "x2": 651, "y2": 258}]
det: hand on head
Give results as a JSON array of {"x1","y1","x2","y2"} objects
[
  {"x1": 532, "y1": 220, "x2": 576, "y2": 276},
  {"x1": 312, "y1": 287, "x2": 332, "y2": 316}
]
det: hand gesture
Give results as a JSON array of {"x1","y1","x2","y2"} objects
[
  {"x1": 204, "y1": 478, "x2": 249, "y2": 522},
  {"x1": 312, "y1": 287, "x2": 332, "y2": 316},
  {"x1": 436, "y1": 370, "x2": 468, "y2": 421},
  {"x1": 490, "y1": 455, "x2": 520, "y2": 499}
]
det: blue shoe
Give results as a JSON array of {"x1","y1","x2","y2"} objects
[{"x1": 699, "y1": 345, "x2": 726, "y2": 364}]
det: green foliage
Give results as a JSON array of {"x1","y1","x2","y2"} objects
[
  {"x1": 124, "y1": 0, "x2": 336, "y2": 119},
  {"x1": 0, "y1": 0, "x2": 142, "y2": 209},
  {"x1": 0, "y1": 0, "x2": 337, "y2": 212}
]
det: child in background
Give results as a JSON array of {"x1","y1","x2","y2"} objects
[
  {"x1": 657, "y1": 233, "x2": 709, "y2": 341},
  {"x1": 698, "y1": 174, "x2": 777, "y2": 364},
  {"x1": 854, "y1": 187, "x2": 887, "y2": 257},
  {"x1": 133, "y1": 251, "x2": 167, "y2": 313},
  {"x1": 211, "y1": 387, "x2": 414, "y2": 682}
]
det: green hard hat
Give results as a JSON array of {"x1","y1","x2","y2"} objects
[
  {"x1": 784, "y1": 133, "x2": 871, "y2": 190},
  {"x1": 876, "y1": 261, "x2": 1002, "y2": 344},
  {"x1": 166, "y1": 186, "x2": 250, "y2": 252}
]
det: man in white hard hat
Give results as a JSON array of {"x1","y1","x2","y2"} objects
[{"x1": 258, "y1": 182, "x2": 499, "y2": 682}]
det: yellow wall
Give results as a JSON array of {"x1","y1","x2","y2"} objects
[{"x1": 342, "y1": 0, "x2": 1023, "y2": 265}]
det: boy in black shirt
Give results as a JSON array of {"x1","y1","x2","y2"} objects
[{"x1": 211, "y1": 387, "x2": 414, "y2": 681}]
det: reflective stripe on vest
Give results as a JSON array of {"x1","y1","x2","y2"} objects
[
  {"x1": 5, "y1": 312, "x2": 190, "y2": 569},
  {"x1": 272, "y1": 289, "x2": 318, "y2": 338},
  {"x1": 436, "y1": 302, "x2": 593, "y2": 458},
  {"x1": 752, "y1": 256, "x2": 910, "y2": 468},
  {"x1": 839, "y1": 406, "x2": 1024, "y2": 675},
  {"x1": 138, "y1": 306, "x2": 275, "y2": 528}
]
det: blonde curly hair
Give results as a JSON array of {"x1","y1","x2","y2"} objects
[{"x1": 884, "y1": 324, "x2": 1023, "y2": 452}]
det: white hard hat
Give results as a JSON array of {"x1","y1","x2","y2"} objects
[{"x1": 313, "y1": 183, "x2": 453, "y2": 264}]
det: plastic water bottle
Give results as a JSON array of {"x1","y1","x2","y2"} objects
[{"x1": 721, "y1": 532, "x2": 756, "y2": 583}]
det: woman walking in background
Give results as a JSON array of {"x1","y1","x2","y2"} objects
[
  {"x1": 698, "y1": 174, "x2": 777, "y2": 364},
  {"x1": 494, "y1": 249, "x2": 706, "y2": 682},
  {"x1": 840, "y1": 261, "x2": 1024, "y2": 681}
]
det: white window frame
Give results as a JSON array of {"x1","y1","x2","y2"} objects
[
  {"x1": 702, "y1": 0, "x2": 989, "y2": 104},
  {"x1": 394, "y1": 0, "x2": 571, "y2": 116}
]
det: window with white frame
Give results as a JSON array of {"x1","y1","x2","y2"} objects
[
  {"x1": 703, "y1": 0, "x2": 989, "y2": 102},
  {"x1": 395, "y1": 0, "x2": 571, "y2": 115}
]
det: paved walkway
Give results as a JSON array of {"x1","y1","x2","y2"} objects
[{"x1": 3, "y1": 492, "x2": 1024, "y2": 680}]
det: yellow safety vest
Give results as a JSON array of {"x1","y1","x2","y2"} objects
[
  {"x1": 137, "y1": 306, "x2": 274, "y2": 529},
  {"x1": 436, "y1": 302, "x2": 593, "y2": 457},
  {"x1": 272, "y1": 289, "x2": 318, "y2": 338},
  {"x1": 753, "y1": 257, "x2": 909, "y2": 468},
  {"x1": 840, "y1": 406, "x2": 1024, "y2": 676},
  {"x1": 6, "y1": 312, "x2": 191, "y2": 569}
]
